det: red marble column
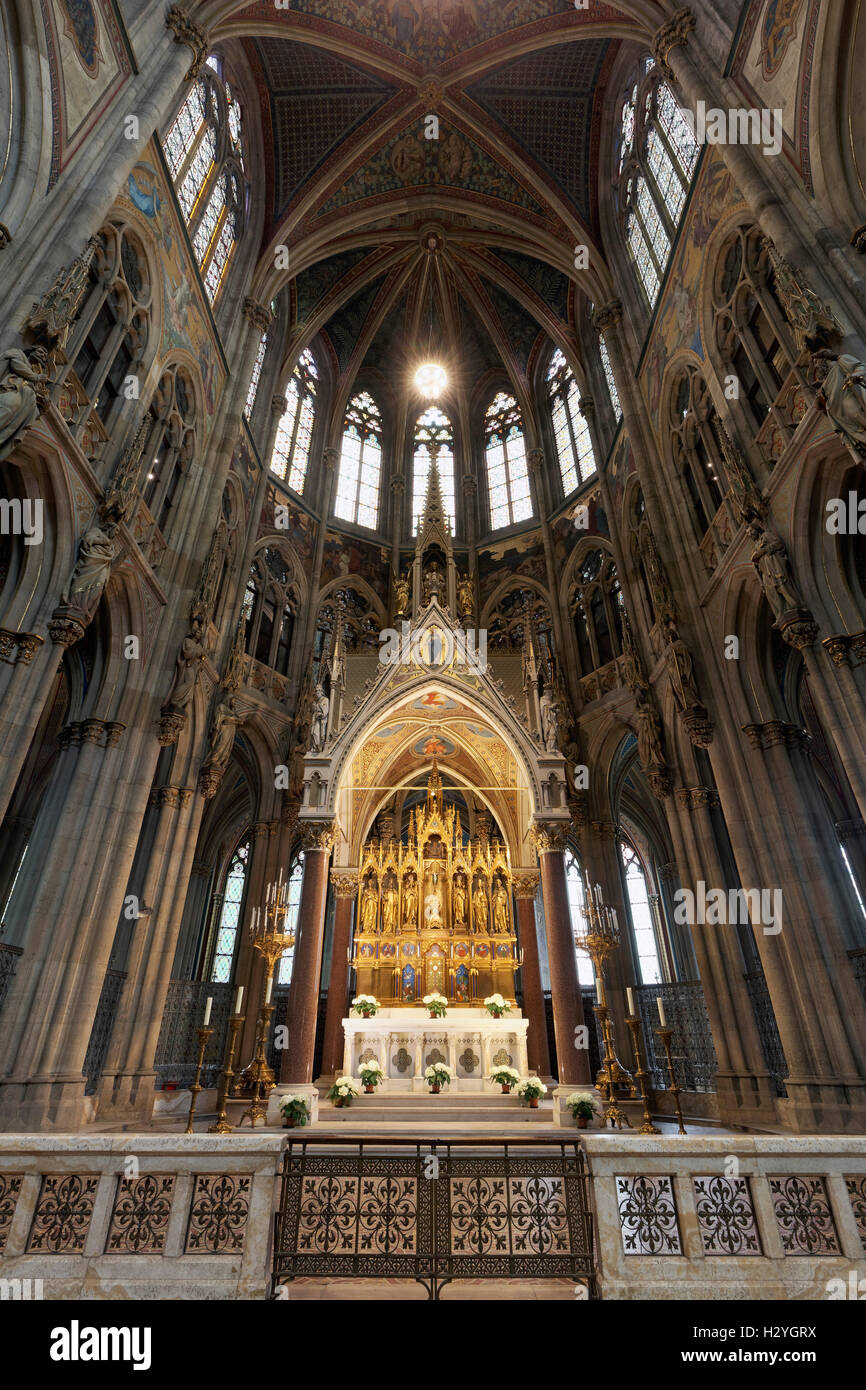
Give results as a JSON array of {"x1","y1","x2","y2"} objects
[
  {"x1": 280, "y1": 822, "x2": 335, "y2": 1084},
  {"x1": 320, "y1": 871, "x2": 358, "y2": 1077},
  {"x1": 513, "y1": 872, "x2": 551, "y2": 1077},
  {"x1": 534, "y1": 824, "x2": 591, "y2": 1085}
]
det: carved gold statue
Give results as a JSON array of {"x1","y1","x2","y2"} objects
[
  {"x1": 452, "y1": 872, "x2": 467, "y2": 926},
  {"x1": 473, "y1": 880, "x2": 489, "y2": 934},
  {"x1": 403, "y1": 874, "x2": 418, "y2": 927},
  {"x1": 492, "y1": 878, "x2": 510, "y2": 935},
  {"x1": 360, "y1": 883, "x2": 378, "y2": 934},
  {"x1": 382, "y1": 884, "x2": 398, "y2": 933}
]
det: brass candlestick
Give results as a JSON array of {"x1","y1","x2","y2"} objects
[
  {"x1": 185, "y1": 1024, "x2": 214, "y2": 1134},
  {"x1": 238, "y1": 999, "x2": 276, "y2": 1127},
  {"x1": 235, "y1": 885, "x2": 296, "y2": 1101},
  {"x1": 655, "y1": 1026, "x2": 687, "y2": 1135},
  {"x1": 575, "y1": 887, "x2": 635, "y2": 1113},
  {"x1": 208, "y1": 1013, "x2": 244, "y2": 1134},
  {"x1": 593, "y1": 1003, "x2": 631, "y2": 1129},
  {"x1": 625, "y1": 1015, "x2": 661, "y2": 1135}
]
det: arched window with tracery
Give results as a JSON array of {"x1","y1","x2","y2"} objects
[
  {"x1": 570, "y1": 548, "x2": 624, "y2": 676},
  {"x1": 413, "y1": 407, "x2": 455, "y2": 534},
  {"x1": 546, "y1": 349, "x2": 597, "y2": 496},
  {"x1": 140, "y1": 364, "x2": 198, "y2": 537},
  {"x1": 485, "y1": 392, "x2": 532, "y2": 530},
  {"x1": 669, "y1": 365, "x2": 728, "y2": 538},
  {"x1": 270, "y1": 349, "x2": 318, "y2": 492},
  {"x1": 336, "y1": 391, "x2": 382, "y2": 528},
  {"x1": 209, "y1": 836, "x2": 250, "y2": 983},
  {"x1": 162, "y1": 55, "x2": 247, "y2": 304},
  {"x1": 615, "y1": 57, "x2": 700, "y2": 307},
  {"x1": 711, "y1": 226, "x2": 798, "y2": 461},
  {"x1": 565, "y1": 848, "x2": 595, "y2": 987},
  {"x1": 244, "y1": 330, "x2": 269, "y2": 421},
  {"x1": 242, "y1": 547, "x2": 299, "y2": 675},
  {"x1": 620, "y1": 839, "x2": 663, "y2": 984},
  {"x1": 61, "y1": 223, "x2": 152, "y2": 441},
  {"x1": 598, "y1": 333, "x2": 622, "y2": 423},
  {"x1": 277, "y1": 853, "x2": 304, "y2": 985}
]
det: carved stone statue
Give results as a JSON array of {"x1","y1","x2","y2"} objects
[
  {"x1": 814, "y1": 352, "x2": 866, "y2": 457},
  {"x1": 452, "y1": 873, "x2": 467, "y2": 926},
  {"x1": 61, "y1": 520, "x2": 119, "y2": 617},
  {"x1": 747, "y1": 518, "x2": 806, "y2": 623},
  {"x1": 394, "y1": 569, "x2": 410, "y2": 617},
  {"x1": 360, "y1": 884, "x2": 378, "y2": 934},
  {"x1": 310, "y1": 684, "x2": 329, "y2": 752},
  {"x1": 472, "y1": 882, "x2": 489, "y2": 934},
  {"x1": 163, "y1": 617, "x2": 206, "y2": 713},
  {"x1": 206, "y1": 697, "x2": 240, "y2": 773},
  {"x1": 457, "y1": 573, "x2": 474, "y2": 618},
  {"x1": 423, "y1": 561, "x2": 444, "y2": 605},
  {"x1": 492, "y1": 880, "x2": 510, "y2": 935},
  {"x1": 662, "y1": 619, "x2": 701, "y2": 712},
  {"x1": 539, "y1": 685, "x2": 559, "y2": 753},
  {"x1": 0, "y1": 346, "x2": 50, "y2": 460},
  {"x1": 634, "y1": 681, "x2": 665, "y2": 770}
]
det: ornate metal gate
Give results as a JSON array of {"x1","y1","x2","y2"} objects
[{"x1": 272, "y1": 1138, "x2": 597, "y2": 1300}]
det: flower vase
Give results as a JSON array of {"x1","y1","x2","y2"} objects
[
  {"x1": 283, "y1": 1117, "x2": 295, "y2": 1129},
  {"x1": 362, "y1": 1011, "x2": 371, "y2": 1018},
  {"x1": 364, "y1": 1084, "x2": 374, "y2": 1093},
  {"x1": 430, "y1": 1083, "x2": 441, "y2": 1094},
  {"x1": 429, "y1": 1012, "x2": 438, "y2": 1020},
  {"x1": 576, "y1": 1114, "x2": 588, "y2": 1128},
  {"x1": 501, "y1": 1084, "x2": 511, "y2": 1094},
  {"x1": 334, "y1": 1097, "x2": 345, "y2": 1108},
  {"x1": 529, "y1": 1097, "x2": 539, "y2": 1109}
]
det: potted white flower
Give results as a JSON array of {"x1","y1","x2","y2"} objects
[
  {"x1": 278, "y1": 1094, "x2": 310, "y2": 1129},
  {"x1": 566, "y1": 1090, "x2": 601, "y2": 1129},
  {"x1": 489, "y1": 1065, "x2": 521, "y2": 1094},
  {"x1": 359, "y1": 1059, "x2": 385, "y2": 1093},
  {"x1": 516, "y1": 1077, "x2": 547, "y2": 1109},
  {"x1": 483, "y1": 993, "x2": 511, "y2": 1019},
  {"x1": 423, "y1": 992, "x2": 448, "y2": 1019},
  {"x1": 425, "y1": 1062, "x2": 453, "y2": 1093},
  {"x1": 351, "y1": 994, "x2": 380, "y2": 1019},
  {"x1": 328, "y1": 1076, "x2": 359, "y2": 1108}
]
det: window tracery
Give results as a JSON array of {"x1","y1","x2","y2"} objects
[
  {"x1": 569, "y1": 548, "x2": 624, "y2": 676},
  {"x1": 484, "y1": 392, "x2": 532, "y2": 530},
  {"x1": 270, "y1": 350, "x2": 318, "y2": 492},
  {"x1": 209, "y1": 837, "x2": 250, "y2": 983},
  {"x1": 336, "y1": 391, "x2": 382, "y2": 529},
  {"x1": 242, "y1": 547, "x2": 299, "y2": 676},
  {"x1": 546, "y1": 349, "x2": 597, "y2": 496},
  {"x1": 413, "y1": 407, "x2": 455, "y2": 533},
  {"x1": 140, "y1": 363, "x2": 198, "y2": 537}
]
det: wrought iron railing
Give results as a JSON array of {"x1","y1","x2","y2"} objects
[
  {"x1": 272, "y1": 1137, "x2": 597, "y2": 1301},
  {"x1": 82, "y1": 969, "x2": 127, "y2": 1095},
  {"x1": 634, "y1": 981, "x2": 718, "y2": 1093},
  {"x1": 153, "y1": 980, "x2": 233, "y2": 1090},
  {"x1": 742, "y1": 969, "x2": 789, "y2": 1097}
]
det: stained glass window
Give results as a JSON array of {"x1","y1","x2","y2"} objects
[
  {"x1": 620, "y1": 841, "x2": 663, "y2": 985},
  {"x1": 547, "y1": 349, "x2": 597, "y2": 495},
  {"x1": 178, "y1": 124, "x2": 216, "y2": 219},
  {"x1": 203, "y1": 208, "x2": 236, "y2": 302},
  {"x1": 244, "y1": 333, "x2": 268, "y2": 420},
  {"x1": 413, "y1": 407, "x2": 455, "y2": 533},
  {"x1": 210, "y1": 838, "x2": 250, "y2": 983},
  {"x1": 565, "y1": 850, "x2": 595, "y2": 987},
  {"x1": 336, "y1": 392, "x2": 382, "y2": 529},
  {"x1": 277, "y1": 855, "x2": 305, "y2": 986},
  {"x1": 599, "y1": 335, "x2": 622, "y2": 422},
  {"x1": 192, "y1": 174, "x2": 225, "y2": 266},
  {"x1": 485, "y1": 393, "x2": 532, "y2": 530},
  {"x1": 270, "y1": 350, "x2": 318, "y2": 491}
]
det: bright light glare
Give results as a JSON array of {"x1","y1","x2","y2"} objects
[{"x1": 414, "y1": 362, "x2": 447, "y2": 399}]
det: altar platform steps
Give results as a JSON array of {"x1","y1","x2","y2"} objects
[{"x1": 320, "y1": 1092, "x2": 546, "y2": 1124}]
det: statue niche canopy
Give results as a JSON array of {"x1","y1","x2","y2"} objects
[{"x1": 352, "y1": 761, "x2": 518, "y2": 1004}]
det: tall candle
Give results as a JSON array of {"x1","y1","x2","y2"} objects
[
  {"x1": 235, "y1": 985, "x2": 244, "y2": 1015},
  {"x1": 203, "y1": 996, "x2": 212, "y2": 1026},
  {"x1": 265, "y1": 976, "x2": 273, "y2": 1005},
  {"x1": 626, "y1": 987, "x2": 635, "y2": 1016},
  {"x1": 657, "y1": 996, "x2": 667, "y2": 1028}
]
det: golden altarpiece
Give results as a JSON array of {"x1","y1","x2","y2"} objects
[{"x1": 351, "y1": 762, "x2": 519, "y2": 1005}]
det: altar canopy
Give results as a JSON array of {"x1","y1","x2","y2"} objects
[
  {"x1": 350, "y1": 762, "x2": 520, "y2": 1004},
  {"x1": 342, "y1": 1007, "x2": 529, "y2": 1089}
]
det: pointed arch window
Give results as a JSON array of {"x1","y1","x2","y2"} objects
[
  {"x1": 412, "y1": 407, "x2": 455, "y2": 534},
  {"x1": 616, "y1": 58, "x2": 699, "y2": 307},
  {"x1": 244, "y1": 331, "x2": 268, "y2": 420},
  {"x1": 565, "y1": 849, "x2": 595, "y2": 987},
  {"x1": 485, "y1": 392, "x2": 532, "y2": 530},
  {"x1": 277, "y1": 854, "x2": 304, "y2": 986},
  {"x1": 162, "y1": 58, "x2": 247, "y2": 304},
  {"x1": 570, "y1": 548, "x2": 625, "y2": 676},
  {"x1": 620, "y1": 840, "x2": 663, "y2": 984},
  {"x1": 210, "y1": 837, "x2": 250, "y2": 983},
  {"x1": 598, "y1": 334, "x2": 622, "y2": 422},
  {"x1": 270, "y1": 350, "x2": 318, "y2": 492},
  {"x1": 243, "y1": 547, "x2": 298, "y2": 675},
  {"x1": 336, "y1": 391, "x2": 382, "y2": 529},
  {"x1": 546, "y1": 349, "x2": 597, "y2": 496}
]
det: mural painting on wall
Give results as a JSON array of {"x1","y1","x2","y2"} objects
[
  {"x1": 551, "y1": 489, "x2": 609, "y2": 570},
  {"x1": 759, "y1": 0, "x2": 805, "y2": 78},
  {"x1": 321, "y1": 533, "x2": 390, "y2": 603},
  {"x1": 478, "y1": 532, "x2": 547, "y2": 605},
  {"x1": 41, "y1": 0, "x2": 131, "y2": 185},
  {"x1": 730, "y1": 0, "x2": 818, "y2": 191},
  {"x1": 261, "y1": 487, "x2": 315, "y2": 563},
  {"x1": 121, "y1": 157, "x2": 225, "y2": 428},
  {"x1": 641, "y1": 155, "x2": 742, "y2": 416},
  {"x1": 231, "y1": 437, "x2": 259, "y2": 515}
]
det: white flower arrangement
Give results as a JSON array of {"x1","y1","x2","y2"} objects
[
  {"x1": 328, "y1": 1075, "x2": 360, "y2": 1103},
  {"x1": 423, "y1": 992, "x2": 448, "y2": 1017},
  {"x1": 566, "y1": 1090, "x2": 601, "y2": 1121},
  {"x1": 351, "y1": 994, "x2": 380, "y2": 1016},
  {"x1": 489, "y1": 1065, "x2": 521, "y2": 1087},
  {"x1": 483, "y1": 993, "x2": 511, "y2": 1018},
  {"x1": 359, "y1": 1058, "x2": 385, "y2": 1088},
  {"x1": 425, "y1": 1062, "x2": 454, "y2": 1087},
  {"x1": 516, "y1": 1077, "x2": 547, "y2": 1102},
  {"x1": 278, "y1": 1094, "x2": 310, "y2": 1125}
]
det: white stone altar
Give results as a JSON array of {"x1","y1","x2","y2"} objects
[{"x1": 341, "y1": 1007, "x2": 529, "y2": 1091}]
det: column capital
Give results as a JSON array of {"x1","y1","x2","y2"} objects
[
  {"x1": 271, "y1": 393, "x2": 288, "y2": 416},
  {"x1": 331, "y1": 869, "x2": 360, "y2": 897},
  {"x1": 590, "y1": 819, "x2": 619, "y2": 841},
  {"x1": 651, "y1": 7, "x2": 696, "y2": 77},
  {"x1": 461, "y1": 472, "x2": 478, "y2": 495},
  {"x1": 302, "y1": 818, "x2": 338, "y2": 852},
  {"x1": 242, "y1": 297, "x2": 272, "y2": 333},
  {"x1": 512, "y1": 870, "x2": 540, "y2": 899},
  {"x1": 165, "y1": 5, "x2": 209, "y2": 81},
  {"x1": 592, "y1": 300, "x2": 623, "y2": 336},
  {"x1": 529, "y1": 820, "x2": 568, "y2": 855},
  {"x1": 675, "y1": 785, "x2": 721, "y2": 809}
]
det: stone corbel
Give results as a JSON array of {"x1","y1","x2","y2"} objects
[{"x1": 166, "y1": 5, "x2": 209, "y2": 81}]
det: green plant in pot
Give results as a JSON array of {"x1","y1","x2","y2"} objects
[
  {"x1": 359, "y1": 1059, "x2": 384, "y2": 1093},
  {"x1": 516, "y1": 1077, "x2": 547, "y2": 1108},
  {"x1": 483, "y1": 993, "x2": 511, "y2": 1019},
  {"x1": 328, "y1": 1076, "x2": 359, "y2": 1107},
  {"x1": 279, "y1": 1095, "x2": 310, "y2": 1129},
  {"x1": 350, "y1": 994, "x2": 380, "y2": 1019},
  {"x1": 425, "y1": 1062, "x2": 453, "y2": 1093},
  {"x1": 566, "y1": 1091, "x2": 601, "y2": 1128},
  {"x1": 489, "y1": 1065, "x2": 521, "y2": 1094},
  {"x1": 423, "y1": 992, "x2": 448, "y2": 1019}
]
